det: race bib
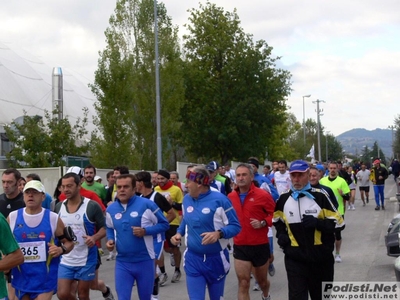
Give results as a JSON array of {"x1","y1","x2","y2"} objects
[{"x1": 19, "y1": 241, "x2": 46, "y2": 263}]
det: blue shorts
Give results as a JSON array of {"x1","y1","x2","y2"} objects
[
  {"x1": 14, "y1": 290, "x2": 54, "y2": 300},
  {"x1": 58, "y1": 263, "x2": 96, "y2": 281},
  {"x1": 184, "y1": 249, "x2": 230, "y2": 284}
]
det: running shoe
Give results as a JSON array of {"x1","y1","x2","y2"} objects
[
  {"x1": 159, "y1": 273, "x2": 168, "y2": 286},
  {"x1": 171, "y1": 270, "x2": 181, "y2": 283},
  {"x1": 335, "y1": 254, "x2": 342, "y2": 263},
  {"x1": 103, "y1": 286, "x2": 115, "y2": 300},
  {"x1": 268, "y1": 263, "x2": 275, "y2": 276},
  {"x1": 253, "y1": 283, "x2": 260, "y2": 291}
]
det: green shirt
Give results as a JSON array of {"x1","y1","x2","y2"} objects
[
  {"x1": 82, "y1": 181, "x2": 107, "y2": 201},
  {"x1": 0, "y1": 214, "x2": 20, "y2": 298},
  {"x1": 320, "y1": 176, "x2": 350, "y2": 215}
]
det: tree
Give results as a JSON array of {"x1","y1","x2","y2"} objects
[
  {"x1": 4, "y1": 109, "x2": 89, "y2": 168},
  {"x1": 393, "y1": 115, "x2": 400, "y2": 159},
  {"x1": 180, "y1": 2, "x2": 291, "y2": 164},
  {"x1": 324, "y1": 133, "x2": 343, "y2": 162},
  {"x1": 371, "y1": 141, "x2": 386, "y2": 164},
  {"x1": 267, "y1": 112, "x2": 302, "y2": 161},
  {"x1": 90, "y1": 0, "x2": 184, "y2": 170}
]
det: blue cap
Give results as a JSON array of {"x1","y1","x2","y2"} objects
[
  {"x1": 289, "y1": 160, "x2": 310, "y2": 173},
  {"x1": 206, "y1": 161, "x2": 219, "y2": 172},
  {"x1": 316, "y1": 164, "x2": 325, "y2": 171}
]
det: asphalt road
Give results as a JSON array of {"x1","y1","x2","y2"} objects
[{"x1": 53, "y1": 176, "x2": 400, "y2": 299}]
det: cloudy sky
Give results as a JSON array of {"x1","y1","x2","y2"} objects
[{"x1": 1, "y1": 0, "x2": 399, "y2": 136}]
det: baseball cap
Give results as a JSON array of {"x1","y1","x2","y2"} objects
[
  {"x1": 66, "y1": 166, "x2": 84, "y2": 178},
  {"x1": 206, "y1": 161, "x2": 219, "y2": 172},
  {"x1": 23, "y1": 180, "x2": 45, "y2": 193},
  {"x1": 94, "y1": 175, "x2": 102, "y2": 181},
  {"x1": 289, "y1": 160, "x2": 310, "y2": 173},
  {"x1": 373, "y1": 159, "x2": 380, "y2": 165},
  {"x1": 316, "y1": 164, "x2": 325, "y2": 171}
]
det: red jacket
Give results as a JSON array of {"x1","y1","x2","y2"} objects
[{"x1": 228, "y1": 183, "x2": 275, "y2": 246}]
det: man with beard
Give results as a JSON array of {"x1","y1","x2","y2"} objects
[
  {"x1": 154, "y1": 169, "x2": 184, "y2": 285},
  {"x1": 82, "y1": 164, "x2": 107, "y2": 202}
]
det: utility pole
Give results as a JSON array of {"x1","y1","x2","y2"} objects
[{"x1": 313, "y1": 99, "x2": 325, "y2": 162}]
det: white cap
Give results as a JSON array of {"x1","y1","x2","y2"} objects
[
  {"x1": 23, "y1": 180, "x2": 45, "y2": 193},
  {"x1": 94, "y1": 175, "x2": 102, "y2": 181},
  {"x1": 66, "y1": 166, "x2": 84, "y2": 177}
]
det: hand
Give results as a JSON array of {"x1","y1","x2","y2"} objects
[
  {"x1": 250, "y1": 218, "x2": 264, "y2": 229},
  {"x1": 200, "y1": 231, "x2": 219, "y2": 245},
  {"x1": 48, "y1": 243, "x2": 62, "y2": 257},
  {"x1": 170, "y1": 233, "x2": 182, "y2": 246},
  {"x1": 106, "y1": 240, "x2": 115, "y2": 251},
  {"x1": 82, "y1": 235, "x2": 96, "y2": 248},
  {"x1": 302, "y1": 214, "x2": 318, "y2": 229},
  {"x1": 132, "y1": 226, "x2": 146, "y2": 237},
  {"x1": 277, "y1": 234, "x2": 290, "y2": 248}
]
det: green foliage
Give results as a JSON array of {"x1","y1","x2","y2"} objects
[
  {"x1": 268, "y1": 112, "x2": 302, "y2": 161},
  {"x1": 325, "y1": 133, "x2": 343, "y2": 161},
  {"x1": 393, "y1": 116, "x2": 400, "y2": 159},
  {"x1": 180, "y1": 2, "x2": 291, "y2": 164},
  {"x1": 4, "y1": 109, "x2": 89, "y2": 168},
  {"x1": 358, "y1": 142, "x2": 385, "y2": 164},
  {"x1": 370, "y1": 141, "x2": 386, "y2": 163},
  {"x1": 90, "y1": 0, "x2": 184, "y2": 170}
]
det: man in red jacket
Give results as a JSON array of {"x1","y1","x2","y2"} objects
[{"x1": 228, "y1": 163, "x2": 275, "y2": 300}]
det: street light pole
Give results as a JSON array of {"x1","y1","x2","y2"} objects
[
  {"x1": 313, "y1": 99, "x2": 325, "y2": 162},
  {"x1": 154, "y1": 0, "x2": 162, "y2": 170},
  {"x1": 302, "y1": 95, "x2": 311, "y2": 146}
]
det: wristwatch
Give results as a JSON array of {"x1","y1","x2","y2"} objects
[
  {"x1": 60, "y1": 244, "x2": 67, "y2": 254},
  {"x1": 218, "y1": 230, "x2": 224, "y2": 239},
  {"x1": 260, "y1": 220, "x2": 266, "y2": 227}
]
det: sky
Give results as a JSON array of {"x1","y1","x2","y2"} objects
[{"x1": 1, "y1": 0, "x2": 399, "y2": 137}]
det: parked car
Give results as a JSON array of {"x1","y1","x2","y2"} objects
[{"x1": 385, "y1": 214, "x2": 400, "y2": 257}]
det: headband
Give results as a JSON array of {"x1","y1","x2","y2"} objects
[
  {"x1": 186, "y1": 170, "x2": 210, "y2": 186},
  {"x1": 248, "y1": 158, "x2": 259, "y2": 169}
]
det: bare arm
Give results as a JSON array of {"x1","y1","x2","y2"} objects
[
  {"x1": 48, "y1": 217, "x2": 74, "y2": 257},
  {"x1": 165, "y1": 208, "x2": 176, "y2": 223},
  {"x1": 0, "y1": 248, "x2": 24, "y2": 272}
]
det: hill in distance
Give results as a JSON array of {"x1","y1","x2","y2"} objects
[{"x1": 336, "y1": 128, "x2": 393, "y2": 159}]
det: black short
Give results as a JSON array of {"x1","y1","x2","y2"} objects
[
  {"x1": 335, "y1": 215, "x2": 345, "y2": 241},
  {"x1": 96, "y1": 249, "x2": 102, "y2": 270},
  {"x1": 233, "y1": 243, "x2": 270, "y2": 267},
  {"x1": 165, "y1": 225, "x2": 179, "y2": 248},
  {"x1": 359, "y1": 186, "x2": 370, "y2": 192}
]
